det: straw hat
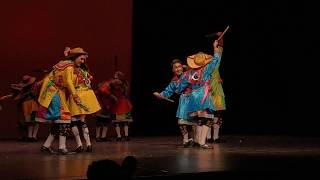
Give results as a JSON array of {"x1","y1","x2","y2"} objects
[
  {"x1": 187, "y1": 52, "x2": 213, "y2": 69},
  {"x1": 64, "y1": 47, "x2": 88, "y2": 59}
]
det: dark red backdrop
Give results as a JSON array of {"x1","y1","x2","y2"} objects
[{"x1": 0, "y1": 0, "x2": 132, "y2": 139}]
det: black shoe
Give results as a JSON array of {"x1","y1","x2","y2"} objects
[
  {"x1": 73, "y1": 145, "x2": 84, "y2": 153},
  {"x1": 183, "y1": 142, "x2": 190, "y2": 148},
  {"x1": 86, "y1": 145, "x2": 92, "y2": 152},
  {"x1": 116, "y1": 137, "x2": 122, "y2": 142},
  {"x1": 28, "y1": 137, "x2": 38, "y2": 142},
  {"x1": 200, "y1": 144, "x2": 213, "y2": 149},
  {"x1": 188, "y1": 139, "x2": 194, "y2": 147},
  {"x1": 207, "y1": 138, "x2": 214, "y2": 143},
  {"x1": 101, "y1": 137, "x2": 112, "y2": 142},
  {"x1": 40, "y1": 146, "x2": 56, "y2": 154},
  {"x1": 96, "y1": 137, "x2": 102, "y2": 142},
  {"x1": 192, "y1": 142, "x2": 200, "y2": 148},
  {"x1": 214, "y1": 138, "x2": 226, "y2": 143},
  {"x1": 124, "y1": 136, "x2": 130, "y2": 141},
  {"x1": 17, "y1": 137, "x2": 28, "y2": 142},
  {"x1": 58, "y1": 149, "x2": 75, "y2": 155}
]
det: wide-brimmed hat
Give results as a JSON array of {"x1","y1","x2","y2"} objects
[
  {"x1": 187, "y1": 52, "x2": 213, "y2": 69},
  {"x1": 10, "y1": 75, "x2": 36, "y2": 90},
  {"x1": 64, "y1": 47, "x2": 88, "y2": 59},
  {"x1": 114, "y1": 71, "x2": 126, "y2": 81}
]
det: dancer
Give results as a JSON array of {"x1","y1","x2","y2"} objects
[
  {"x1": 207, "y1": 32, "x2": 227, "y2": 143},
  {"x1": 176, "y1": 40, "x2": 221, "y2": 149},
  {"x1": 36, "y1": 47, "x2": 89, "y2": 155},
  {"x1": 65, "y1": 47, "x2": 101, "y2": 153},
  {"x1": 1, "y1": 75, "x2": 40, "y2": 142},
  {"x1": 109, "y1": 71, "x2": 133, "y2": 141},
  {"x1": 95, "y1": 80, "x2": 114, "y2": 142},
  {"x1": 153, "y1": 59, "x2": 196, "y2": 147}
]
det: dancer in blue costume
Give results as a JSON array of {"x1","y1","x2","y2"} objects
[
  {"x1": 176, "y1": 40, "x2": 221, "y2": 149},
  {"x1": 154, "y1": 59, "x2": 196, "y2": 147}
]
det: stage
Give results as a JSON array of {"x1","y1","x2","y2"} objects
[{"x1": 0, "y1": 135, "x2": 320, "y2": 179}]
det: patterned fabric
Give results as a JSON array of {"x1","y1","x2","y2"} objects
[
  {"x1": 68, "y1": 68, "x2": 101, "y2": 116},
  {"x1": 36, "y1": 60, "x2": 76, "y2": 123},
  {"x1": 22, "y1": 99, "x2": 38, "y2": 122},
  {"x1": 112, "y1": 112, "x2": 133, "y2": 123},
  {"x1": 197, "y1": 118, "x2": 214, "y2": 126},
  {"x1": 36, "y1": 92, "x2": 71, "y2": 123},
  {"x1": 97, "y1": 79, "x2": 133, "y2": 123},
  {"x1": 53, "y1": 60, "x2": 74, "y2": 71},
  {"x1": 160, "y1": 75, "x2": 195, "y2": 124},
  {"x1": 49, "y1": 123, "x2": 70, "y2": 136},
  {"x1": 177, "y1": 53, "x2": 221, "y2": 114},
  {"x1": 210, "y1": 47, "x2": 226, "y2": 111}
]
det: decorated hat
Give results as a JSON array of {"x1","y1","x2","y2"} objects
[
  {"x1": 187, "y1": 52, "x2": 213, "y2": 69},
  {"x1": 64, "y1": 47, "x2": 88, "y2": 59}
]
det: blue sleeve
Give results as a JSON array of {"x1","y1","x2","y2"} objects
[{"x1": 160, "y1": 80, "x2": 177, "y2": 98}]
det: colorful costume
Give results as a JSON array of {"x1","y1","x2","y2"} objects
[
  {"x1": 160, "y1": 75, "x2": 193, "y2": 124},
  {"x1": 178, "y1": 52, "x2": 220, "y2": 115},
  {"x1": 36, "y1": 58, "x2": 78, "y2": 155},
  {"x1": 160, "y1": 71, "x2": 196, "y2": 146},
  {"x1": 68, "y1": 68, "x2": 101, "y2": 116},
  {"x1": 95, "y1": 80, "x2": 113, "y2": 142},
  {"x1": 36, "y1": 61, "x2": 74, "y2": 123},
  {"x1": 109, "y1": 79, "x2": 133, "y2": 124},
  {"x1": 210, "y1": 47, "x2": 226, "y2": 111},
  {"x1": 207, "y1": 47, "x2": 226, "y2": 143},
  {"x1": 177, "y1": 50, "x2": 221, "y2": 148},
  {"x1": 7, "y1": 75, "x2": 40, "y2": 141},
  {"x1": 69, "y1": 66, "x2": 101, "y2": 153},
  {"x1": 104, "y1": 71, "x2": 133, "y2": 141}
]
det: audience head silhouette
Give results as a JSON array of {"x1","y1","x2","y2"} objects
[
  {"x1": 121, "y1": 156, "x2": 138, "y2": 177},
  {"x1": 87, "y1": 156, "x2": 137, "y2": 179}
]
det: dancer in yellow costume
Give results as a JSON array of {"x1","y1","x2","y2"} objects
[
  {"x1": 207, "y1": 32, "x2": 227, "y2": 143},
  {"x1": 36, "y1": 48, "x2": 89, "y2": 155},
  {"x1": 64, "y1": 47, "x2": 101, "y2": 153}
]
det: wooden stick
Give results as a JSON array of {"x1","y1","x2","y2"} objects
[
  {"x1": 153, "y1": 92, "x2": 174, "y2": 103},
  {"x1": 217, "y1": 26, "x2": 230, "y2": 41},
  {"x1": 0, "y1": 94, "x2": 13, "y2": 101},
  {"x1": 163, "y1": 97, "x2": 174, "y2": 103}
]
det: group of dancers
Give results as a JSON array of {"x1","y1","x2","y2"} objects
[
  {"x1": 0, "y1": 47, "x2": 133, "y2": 155},
  {"x1": 0, "y1": 28, "x2": 228, "y2": 153},
  {"x1": 154, "y1": 30, "x2": 227, "y2": 149}
]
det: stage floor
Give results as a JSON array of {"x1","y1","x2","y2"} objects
[{"x1": 1, "y1": 135, "x2": 320, "y2": 179}]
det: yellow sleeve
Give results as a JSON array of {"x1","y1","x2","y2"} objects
[{"x1": 64, "y1": 66, "x2": 77, "y2": 96}]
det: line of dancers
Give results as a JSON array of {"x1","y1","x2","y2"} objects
[
  {"x1": 0, "y1": 47, "x2": 133, "y2": 155},
  {"x1": 1, "y1": 29, "x2": 228, "y2": 153}
]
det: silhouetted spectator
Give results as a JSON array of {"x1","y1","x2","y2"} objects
[
  {"x1": 121, "y1": 156, "x2": 137, "y2": 178},
  {"x1": 87, "y1": 156, "x2": 137, "y2": 179},
  {"x1": 87, "y1": 159, "x2": 121, "y2": 179}
]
